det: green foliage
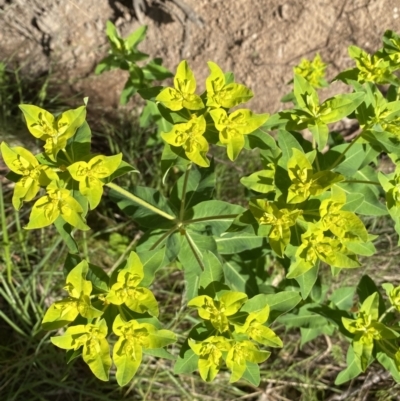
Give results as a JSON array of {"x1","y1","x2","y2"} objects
[
  {"x1": 95, "y1": 21, "x2": 172, "y2": 105},
  {"x1": 4, "y1": 26, "x2": 400, "y2": 391}
]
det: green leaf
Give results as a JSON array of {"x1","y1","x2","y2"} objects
[
  {"x1": 277, "y1": 303, "x2": 327, "y2": 328},
  {"x1": 341, "y1": 192, "x2": 365, "y2": 212},
  {"x1": 321, "y1": 143, "x2": 365, "y2": 176},
  {"x1": 83, "y1": 337, "x2": 112, "y2": 382},
  {"x1": 64, "y1": 121, "x2": 91, "y2": 162},
  {"x1": 184, "y1": 200, "x2": 245, "y2": 236},
  {"x1": 160, "y1": 143, "x2": 190, "y2": 182},
  {"x1": 222, "y1": 258, "x2": 261, "y2": 297},
  {"x1": 246, "y1": 128, "x2": 280, "y2": 156},
  {"x1": 357, "y1": 275, "x2": 384, "y2": 314},
  {"x1": 136, "y1": 228, "x2": 172, "y2": 254},
  {"x1": 338, "y1": 183, "x2": 388, "y2": 216},
  {"x1": 54, "y1": 217, "x2": 79, "y2": 254},
  {"x1": 125, "y1": 25, "x2": 147, "y2": 48},
  {"x1": 120, "y1": 80, "x2": 137, "y2": 105},
  {"x1": 345, "y1": 241, "x2": 376, "y2": 256},
  {"x1": 276, "y1": 129, "x2": 303, "y2": 168},
  {"x1": 105, "y1": 160, "x2": 137, "y2": 183},
  {"x1": 309, "y1": 123, "x2": 329, "y2": 150},
  {"x1": 148, "y1": 329, "x2": 176, "y2": 349},
  {"x1": 158, "y1": 103, "x2": 189, "y2": 125},
  {"x1": 113, "y1": 339, "x2": 142, "y2": 386},
  {"x1": 293, "y1": 262, "x2": 319, "y2": 299},
  {"x1": 86, "y1": 263, "x2": 110, "y2": 293},
  {"x1": 330, "y1": 287, "x2": 356, "y2": 310},
  {"x1": 179, "y1": 230, "x2": 217, "y2": 299},
  {"x1": 174, "y1": 346, "x2": 199, "y2": 374},
  {"x1": 333, "y1": 68, "x2": 360, "y2": 85},
  {"x1": 137, "y1": 248, "x2": 167, "y2": 287},
  {"x1": 363, "y1": 129, "x2": 400, "y2": 157},
  {"x1": 142, "y1": 58, "x2": 173, "y2": 81},
  {"x1": 376, "y1": 351, "x2": 400, "y2": 383},
  {"x1": 310, "y1": 305, "x2": 351, "y2": 336},
  {"x1": 95, "y1": 55, "x2": 121, "y2": 75},
  {"x1": 353, "y1": 337, "x2": 374, "y2": 371},
  {"x1": 293, "y1": 74, "x2": 319, "y2": 111},
  {"x1": 106, "y1": 20, "x2": 121, "y2": 46},
  {"x1": 335, "y1": 346, "x2": 363, "y2": 385},
  {"x1": 320, "y1": 92, "x2": 365, "y2": 124},
  {"x1": 300, "y1": 325, "x2": 334, "y2": 348},
  {"x1": 240, "y1": 167, "x2": 275, "y2": 193},
  {"x1": 199, "y1": 251, "x2": 224, "y2": 294},
  {"x1": 216, "y1": 232, "x2": 264, "y2": 255},
  {"x1": 241, "y1": 362, "x2": 261, "y2": 386},
  {"x1": 143, "y1": 348, "x2": 176, "y2": 361},
  {"x1": 244, "y1": 291, "x2": 302, "y2": 324}
]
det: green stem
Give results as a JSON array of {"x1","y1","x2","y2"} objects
[
  {"x1": 149, "y1": 226, "x2": 179, "y2": 251},
  {"x1": 181, "y1": 214, "x2": 239, "y2": 225},
  {"x1": 109, "y1": 235, "x2": 139, "y2": 274},
  {"x1": 329, "y1": 132, "x2": 362, "y2": 170},
  {"x1": 61, "y1": 149, "x2": 73, "y2": 164},
  {"x1": 302, "y1": 210, "x2": 320, "y2": 217},
  {"x1": 0, "y1": 181, "x2": 12, "y2": 283},
  {"x1": 106, "y1": 182, "x2": 176, "y2": 221},
  {"x1": 180, "y1": 163, "x2": 192, "y2": 221},
  {"x1": 118, "y1": 305, "x2": 128, "y2": 321},
  {"x1": 184, "y1": 231, "x2": 205, "y2": 271},
  {"x1": 378, "y1": 306, "x2": 396, "y2": 323},
  {"x1": 343, "y1": 180, "x2": 381, "y2": 186},
  {"x1": 202, "y1": 107, "x2": 211, "y2": 118}
]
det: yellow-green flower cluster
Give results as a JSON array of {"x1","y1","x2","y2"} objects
[
  {"x1": 156, "y1": 60, "x2": 268, "y2": 165},
  {"x1": 187, "y1": 291, "x2": 282, "y2": 382},
  {"x1": 44, "y1": 252, "x2": 176, "y2": 385},
  {"x1": 0, "y1": 104, "x2": 123, "y2": 230},
  {"x1": 293, "y1": 53, "x2": 327, "y2": 88}
]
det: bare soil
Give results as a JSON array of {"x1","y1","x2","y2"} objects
[{"x1": 0, "y1": 0, "x2": 400, "y2": 113}]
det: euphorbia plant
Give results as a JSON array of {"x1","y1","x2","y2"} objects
[{"x1": 3, "y1": 28, "x2": 400, "y2": 388}]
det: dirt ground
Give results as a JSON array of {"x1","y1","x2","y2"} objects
[{"x1": 0, "y1": 0, "x2": 400, "y2": 114}]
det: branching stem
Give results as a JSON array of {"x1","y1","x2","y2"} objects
[
  {"x1": 106, "y1": 182, "x2": 176, "y2": 221},
  {"x1": 149, "y1": 226, "x2": 179, "y2": 251},
  {"x1": 184, "y1": 230, "x2": 206, "y2": 271}
]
